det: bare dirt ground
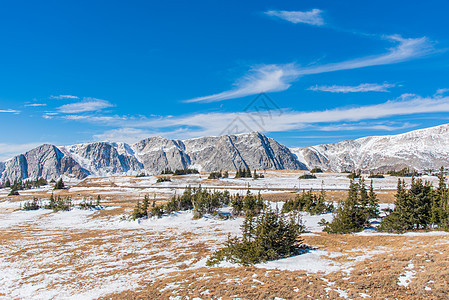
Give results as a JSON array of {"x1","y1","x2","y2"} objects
[{"x1": 0, "y1": 172, "x2": 447, "y2": 299}]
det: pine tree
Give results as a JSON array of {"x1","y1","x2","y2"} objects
[
  {"x1": 142, "y1": 194, "x2": 149, "y2": 214},
  {"x1": 54, "y1": 178, "x2": 64, "y2": 190},
  {"x1": 246, "y1": 166, "x2": 251, "y2": 178},
  {"x1": 207, "y1": 207, "x2": 305, "y2": 266},
  {"x1": 367, "y1": 180, "x2": 380, "y2": 218},
  {"x1": 379, "y1": 178, "x2": 434, "y2": 232},
  {"x1": 324, "y1": 180, "x2": 368, "y2": 233},
  {"x1": 432, "y1": 166, "x2": 448, "y2": 228}
]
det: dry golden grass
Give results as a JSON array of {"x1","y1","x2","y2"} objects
[{"x1": 0, "y1": 174, "x2": 446, "y2": 299}]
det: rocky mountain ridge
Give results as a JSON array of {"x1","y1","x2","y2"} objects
[
  {"x1": 0, "y1": 132, "x2": 305, "y2": 182},
  {"x1": 290, "y1": 123, "x2": 449, "y2": 172},
  {"x1": 2, "y1": 124, "x2": 449, "y2": 183}
]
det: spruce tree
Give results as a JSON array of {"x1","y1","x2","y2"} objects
[
  {"x1": 367, "y1": 180, "x2": 380, "y2": 218},
  {"x1": 324, "y1": 180, "x2": 369, "y2": 233},
  {"x1": 54, "y1": 178, "x2": 64, "y2": 190}
]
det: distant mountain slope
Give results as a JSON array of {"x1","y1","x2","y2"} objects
[
  {"x1": 290, "y1": 124, "x2": 449, "y2": 172},
  {"x1": 0, "y1": 132, "x2": 305, "y2": 182},
  {"x1": 3, "y1": 124, "x2": 449, "y2": 183}
]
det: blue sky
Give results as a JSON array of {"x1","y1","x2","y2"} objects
[{"x1": 1, "y1": 0, "x2": 449, "y2": 160}]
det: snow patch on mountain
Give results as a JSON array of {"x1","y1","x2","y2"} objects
[{"x1": 290, "y1": 123, "x2": 449, "y2": 172}]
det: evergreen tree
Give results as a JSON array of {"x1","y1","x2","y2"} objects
[
  {"x1": 246, "y1": 166, "x2": 251, "y2": 178},
  {"x1": 324, "y1": 180, "x2": 370, "y2": 234},
  {"x1": 378, "y1": 178, "x2": 434, "y2": 232},
  {"x1": 207, "y1": 207, "x2": 305, "y2": 266},
  {"x1": 367, "y1": 180, "x2": 380, "y2": 218},
  {"x1": 54, "y1": 178, "x2": 64, "y2": 190}
]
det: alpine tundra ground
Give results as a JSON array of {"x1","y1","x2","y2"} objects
[{"x1": 0, "y1": 171, "x2": 447, "y2": 299}]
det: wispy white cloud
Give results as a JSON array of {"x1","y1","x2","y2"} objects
[
  {"x1": 0, "y1": 109, "x2": 20, "y2": 114},
  {"x1": 185, "y1": 64, "x2": 299, "y2": 103},
  {"x1": 24, "y1": 103, "x2": 47, "y2": 107},
  {"x1": 435, "y1": 88, "x2": 449, "y2": 96},
  {"x1": 185, "y1": 35, "x2": 434, "y2": 103},
  {"x1": 315, "y1": 121, "x2": 416, "y2": 132},
  {"x1": 0, "y1": 142, "x2": 45, "y2": 161},
  {"x1": 80, "y1": 92, "x2": 449, "y2": 140},
  {"x1": 308, "y1": 83, "x2": 396, "y2": 93},
  {"x1": 57, "y1": 98, "x2": 113, "y2": 114},
  {"x1": 265, "y1": 9, "x2": 325, "y2": 26},
  {"x1": 93, "y1": 128, "x2": 156, "y2": 144},
  {"x1": 50, "y1": 95, "x2": 79, "y2": 100}
]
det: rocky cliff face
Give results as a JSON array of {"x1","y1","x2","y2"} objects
[
  {"x1": 0, "y1": 144, "x2": 89, "y2": 183},
  {"x1": 183, "y1": 132, "x2": 305, "y2": 171},
  {"x1": 290, "y1": 124, "x2": 449, "y2": 172},
  {"x1": 0, "y1": 132, "x2": 306, "y2": 182}
]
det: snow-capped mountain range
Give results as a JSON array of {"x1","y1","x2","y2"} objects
[
  {"x1": 1, "y1": 124, "x2": 449, "y2": 183},
  {"x1": 0, "y1": 132, "x2": 305, "y2": 182},
  {"x1": 290, "y1": 123, "x2": 449, "y2": 172}
]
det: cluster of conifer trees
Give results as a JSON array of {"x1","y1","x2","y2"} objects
[
  {"x1": 207, "y1": 206, "x2": 306, "y2": 266},
  {"x1": 231, "y1": 191, "x2": 265, "y2": 216},
  {"x1": 21, "y1": 194, "x2": 102, "y2": 212},
  {"x1": 160, "y1": 168, "x2": 199, "y2": 175},
  {"x1": 207, "y1": 171, "x2": 229, "y2": 179},
  {"x1": 282, "y1": 189, "x2": 334, "y2": 215},
  {"x1": 156, "y1": 176, "x2": 171, "y2": 183},
  {"x1": 234, "y1": 167, "x2": 253, "y2": 178},
  {"x1": 378, "y1": 168, "x2": 448, "y2": 232},
  {"x1": 2, "y1": 177, "x2": 49, "y2": 195},
  {"x1": 130, "y1": 187, "x2": 306, "y2": 266},
  {"x1": 131, "y1": 187, "x2": 232, "y2": 220},
  {"x1": 323, "y1": 179, "x2": 379, "y2": 234},
  {"x1": 323, "y1": 167, "x2": 449, "y2": 234},
  {"x1": 234, "y1": 167, "x2": 264, "y2": 179}
]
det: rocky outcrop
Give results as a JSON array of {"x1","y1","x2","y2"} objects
[
  {"x1": 0, "y1": 144, "x2": 89, "y2": 183},
  {"x1": 183, "y1": 132, "x2": 305, "y2": 171}
]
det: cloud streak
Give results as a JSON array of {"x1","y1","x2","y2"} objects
[
  {"x1": 50, "y1": 95, "x2": 79, "y2": 100},
  {"x1": 265, "y1": 9, "x2": 325, "y2": 26},
  {"x1": 57, "y1": 98, "x2": 113, "y2": 114},
  {"x1": 308, "y1": 83, "x2": 396, "y2": 93},
  {"x1": 67, "y1": 92, "x2": 449, "y2": 140},
  {"x1": 185, "y1": 35, "x2": 434, "y2": 103},
  {"x1": 0, "y1": 109, "x2": 20, "y2": 114},
  {"x1": 25, "y1": 103, "x2": 47, "y2": 107},
  {"x1": 185, "y1": 64, "x2": 299, "y2": 103}
]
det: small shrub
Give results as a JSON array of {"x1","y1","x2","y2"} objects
[
  {"x1": 299, "y1": 174, "x2": 316, "y2": 179},
  {"x1": 22, "y1": 198, "x2": 41, "y2": 210},
  {"x1": 8, "y1": 189, "x2": 19, "y2": 196},
  {"x1": 208, "y1": 171, "x2": 223, "y2": 180},
  {"x1": 46, "y1": 194, "x2": 72, "y2": 212},
  {"x1": 161, "y1": 168, "x2": 173, "y2": 175},
  {"x1": 347, "y1": 170, "x2": 361, "y2": 179},
  {"x1": 173, "y1": 168, "x2": 199, "y2": 175},
  {"x1": 387, "y1": 168, "x2": 421, "y2": 177},
  {"x1": 156, "y1": 176, "x2": 171, "y2": 183},
  {"x1": 368, "y1": 173, "x2": 385, "y2": 178},
  {"x1": 150, "y1": 205, "x2": 164, "y2": 218},
  {"x1": 310, "y1": 167, "x2": 323, "y2": 173},
  {"x1": 282, "y1": 189, "x2": 333, "y2": 215}
]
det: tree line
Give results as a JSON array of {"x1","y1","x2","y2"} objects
[{"x1": 21, "y1": 194, "x2": 102, "y2": 212}]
